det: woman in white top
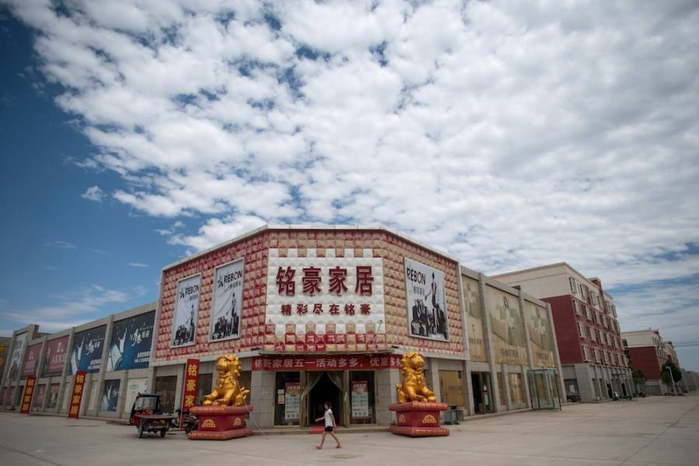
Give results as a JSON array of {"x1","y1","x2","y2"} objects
[{"x1": 314, "y1": 401, "x2": 341, "y2": 449}]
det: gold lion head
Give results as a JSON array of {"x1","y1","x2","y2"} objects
[
  {"x1": 216, "y1": 354, "x2": 241, "y2": 377},
  {"x1": 400, "y1": 351, "x2": 426, "y2": 374}
]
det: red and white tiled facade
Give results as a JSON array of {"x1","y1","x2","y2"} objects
[{"x1": 154, "y1": 227, "x2": 463, "y2": 364}]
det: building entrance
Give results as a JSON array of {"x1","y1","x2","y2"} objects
[
  {"x1": 528, "y1": 369, "x2": 561, "y2": 410},
  {"x1": 471, "y1": 372, "x2": 494, "y2": 414},
  {"x1": 307, "y1": 372, "x2": 344, "y2": 427}
]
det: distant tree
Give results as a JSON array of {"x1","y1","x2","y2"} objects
[
  {"x1": 629, "y1": 364, "x2": 646, "y2": 383},
  {"x1": 661, "y1": 360, "x2": 682, "y2": 386}
]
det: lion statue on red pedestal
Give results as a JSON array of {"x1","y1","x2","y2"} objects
[
  {"x1": 396, "y1": 351, "x2": 436, "y2": 403},
  {"x1": 203, "y1": 354, "x2": 250, "y2": 407}
]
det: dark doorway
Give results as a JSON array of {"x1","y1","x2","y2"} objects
[
  {"x1": 155, "y1": 376, "x2": 177, "y2": 414},
  {"x1": 607, "y1": 383, "x2": 613, "y2": 399},
  {"x1": 308, "y1": 372, "x2": 343, "y2": 427},
  {"x1": 621, "y1": 383, "x2": 627, "y2": 397},
  {"x1": 471, "y1": 372, "x2": 493, "y2": 414}
]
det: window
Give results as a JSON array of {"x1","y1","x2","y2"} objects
[
  {"x1": 582, "y1": 345, "x2": 590, "y2": 361},
  {"x1": 509, "y1": 373, "x2": 524, "y2": 404},
  {"x1": 593, "y1": 348, "x2": 601, "y2": 363},
  {"x1": 569, "y1": 277, "x2": 577, "y2": 294},
  {"x1": 577, "y1": 322, "x2": 586, "y2": 338},
  {"x1": 589, "y1": 327, "x2": 596, "y2": 341},
  {"x1": 585, "y1": 306, "x2": 592, "y2": 320},
  {"x1": 573, "y1": 300, "x2": 581, "y2": 315}
]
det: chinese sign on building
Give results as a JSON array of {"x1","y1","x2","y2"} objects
[
  {"x1": 284, "y1": 382, "x2": 300, "y2": 422},
  {"x1": 252, "y1": 354, "x2": 401, "y2": 371},
  {"x1": 405, "y1": 258, "x2": 449, "y2": 341},
  {"x1": 266, "y1": 253, "x2": 385, "y2": 335},
  {"x1": 68, "y1": 371, "x2": 87, "y2": 419},
  {"x1": 351, "y1": 381, "x2": 370, "y2": 420},
  {"x1": 210, "y1": 259, "x2": 244, "y2": 342},
  {"x1": 181, "y1": 359, "x2": 200, "y2": 414},
  {"x1": 20, "y1": 376, "x2": 36, "y2": 414},
  {"x1": 172, "y1": 275, "x2": 201, "y2": 347}
]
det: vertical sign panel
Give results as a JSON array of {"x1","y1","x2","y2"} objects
[
  {"x1": 405, "y1": 258, "x2": 449, "y2": 341},
  {"x1": 181, "y1": 359, "x2": 200, "y2": 415},
  {"x1": 43, "y1": 336, "x2": 69, "y2": 376},
  {"x1": 107, "y1": 311, "x2": 155, "y2": 371},
  {"x1": 20, "y1": 376, "x2": 36, "y2": 414},
  {"x1": 22, "y1": 344, "x2": 42, "y2": 378},
  {"x1": 68, "y1": 371, "x2": 86, "y2": 419},
  {"x1": 351, "y1": 381, "x2": 369, "y2": 420}
]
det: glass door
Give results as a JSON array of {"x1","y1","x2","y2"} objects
[{"x1": 528, "y1": 369, "x2": 561, "y2": 410}]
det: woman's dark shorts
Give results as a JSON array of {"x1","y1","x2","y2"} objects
[{"x1": 324, "y1": 426, "x2": 333, "y2": 432}]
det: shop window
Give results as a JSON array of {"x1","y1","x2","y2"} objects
[
  {"x1": 196, "y1": 373, "x2": 213, "y2": 406},
  {"x1": 497, "y1": 372, "x2": 507, "y2": 408},
  {"x1": 350, "y1": 371, "x2": 376, "y2": 424},
  {"x1": 438, "y1": 370, "x2": 465, "y2": 411},
  {"x1": 274, "y1": 371, "x2": 301, "y2": 426},
  {"x1": 508, "y1": 373, "x2": 524, "y2": 404},
  {"x1": 154, "y1": 376, "x2": 177, "y2": 414},
  {"x1": 47, "y1": 383, "x2": 60, "y2": 409}
]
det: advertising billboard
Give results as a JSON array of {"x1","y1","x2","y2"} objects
[
  {"x1": 524, "y1": 302, "x2": 556, "y2": 368},
  {"x1": 22, "y1": 344, "x2": 42, "y2": 378},
  {"x1": 42, "y1": 336, "x2": 69, "y2": 376},
  {"x1": 210, "y1": 259, "x2": 244, "y2": 341},
  {"x1": 101, "y1": 379, "x2": 120, "y2": 412},
  {"x1": 486, "y1": 286, "x2": 527, "y2": 365},
  {"x1": 107, "y1": 311, "x2": 155, "y2": 371},
  {"x1": 171, "y1": 275, "x2": 201, "y2": 347},
  {"x1": 7, "y1": 332, "x2": 27, "y2": 381},
  {"x1": 69, "y1": 326, "x2": 106, "y2": 374},
  {"x1": 405, "y1": 258, "x2": 448, "y2": 341},
  {"x1": 463, "y1": 276, "x2": 487, "y2": 362}
]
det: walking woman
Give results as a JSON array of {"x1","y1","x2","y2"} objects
[{"x1": 315, "y1": 401, "x2": 341, "y2": 449}]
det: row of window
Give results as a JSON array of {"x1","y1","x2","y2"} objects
[
  {"x1": 569, "y1": 277, "x2": 617, "y2": 317},
  {"x1": 572, "y1": 299, "x2": 620, "y2": 333},
  {"x1": 577, "y1": 322, "x2": 622, "y2": 349},
  {"x1": 581, "y1": 345, "x2": 628, "y2": 366}
]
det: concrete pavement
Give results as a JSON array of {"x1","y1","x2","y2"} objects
[{"x1": 1, "y1": 395, "x2": 698, "y2": 466}]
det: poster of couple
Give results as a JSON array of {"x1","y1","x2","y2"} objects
[{"x1": 405, "y1": 258, "x2": 449, "y2": 341}]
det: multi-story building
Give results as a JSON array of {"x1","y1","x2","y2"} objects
[
  {"x1": 1, "y1": 225, "x2": 566, "y2": 427},
  {"x1": 622, "y1": 328, "x2": 675, "y2": 396},
  {"x1": 492, "y1": 263, "x2": 633, "y2": 402}
]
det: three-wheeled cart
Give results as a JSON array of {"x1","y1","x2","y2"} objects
[{"x1": 129, "y1": 393, "x2": 176, "y2": 438}]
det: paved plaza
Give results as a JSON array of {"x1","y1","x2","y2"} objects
[{"x1": 1, "y1": 396, "x2": 698, "y2": 466}]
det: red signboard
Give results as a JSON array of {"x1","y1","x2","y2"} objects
[
  {"x1": 22, "y1": 344, "x2": 42, "y2": 378},
  {"x1": 181, "y1": 359, "x2": 200, "y2": 418},
  {"x1": 20, "y1": 376, "x2": 36, "y2": 414},
  {"x1": 68, "y1": 372, "x2": 86, "y2": 419},
  {"x1": 252, "y1": 354, "x2": 400, "y2": 371},
  {"x1": 43, "y1": 336, "x2": 70, "y2": 376}
]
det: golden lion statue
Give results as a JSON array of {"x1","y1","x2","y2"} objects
[
  {"x1": 396, "y1": 351, "x2": 436, "y2": 403},
  {"x1": 203, "y1": 354, "x2": 250, "y2": 406}
]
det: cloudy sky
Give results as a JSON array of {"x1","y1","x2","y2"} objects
[{"x1": 1, "y1": 1, "x2": 697, "y2": 370}]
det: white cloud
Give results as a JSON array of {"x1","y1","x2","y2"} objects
[
  {"x1": 0, "y1": 284, "x2": 147, "y2": 332},
  {"x1": 81, "y1": 185, "x2": 106, "y2": 202},
  {"x1": 45, "y1": 240, "x2": 75, "y2": 249},
  {"x1": 129, "y1": 262, "x2": 148, "y2": 268},
  {"x1": 7, "y1": 1, "x2": 699, "y2": 367}
]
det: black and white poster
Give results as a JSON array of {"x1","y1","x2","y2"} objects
[
  {"x1": 70, "y1": 326, "x2": 106, "y2": 374},
  {"x1": 405, "y1": 258, "x2": 449, "y2": 341},
  {"x1": 7, "y1": 332, "x2": 27, "y2": 381},
  {"x1": 171, "y1": 274, "x2": 200, "y2": 347},
  {"x1": 210, "y1": 259, "x2": 244, "y2": 341},
  {"x1": 101, "y1": 379, "x2": 120, "y2": 412},
  {"x1": 107, "y1": 311, "x2": 155, "y2": 371}
]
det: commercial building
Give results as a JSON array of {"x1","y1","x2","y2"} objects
[
  {"x1": 622, "y1": 329, "x2": 675, "y2": 396},
  {"x1": 0, "y1": 303, "x2": 156, "y2": 418},
  {"x1": 1, "y1": 225, "x2": 565, "y2": 427},
  {"x1": 492, "y1": 263, "x2": 633, "y2": 402}
]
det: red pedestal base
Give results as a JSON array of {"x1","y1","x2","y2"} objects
[
  {"x1": 188, "y1": 405, "x2": 254, "y2": 441},
  {"x1": 389, "y1": 402, "x2": 450, "y2": 437}
]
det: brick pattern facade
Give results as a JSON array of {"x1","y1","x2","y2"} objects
[{"x1": 155, "y1": 228, "x2": 463, "y2": 363}]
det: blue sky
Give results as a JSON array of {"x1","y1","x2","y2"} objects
[{"x1": 0, "y1": 1, "x2": 697, "y2": 370}]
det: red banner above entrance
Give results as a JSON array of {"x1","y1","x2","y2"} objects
[{"x1": 252, "y1": 354, "x2": 400, "y2": 371}]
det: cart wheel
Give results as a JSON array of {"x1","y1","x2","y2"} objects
[
  {"x1": 137, "y1": 423, "x2": 144, "y2": 438},
  {"x1": 160, "y1": 429, "x2": 166, "y2": 438}
]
